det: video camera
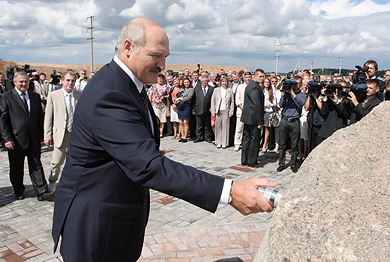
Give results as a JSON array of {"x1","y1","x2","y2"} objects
[
  {"x1": 352, "y1": 65, "x2": 368, "y2": 84},
  {"x1": 50, "y1": 70, "x2": 61, "y2": 85},
  {"x1": 281, "y1": 78, "x2": 298, "y2": 93},
  {"x1": 307, "y1": 81, "x2": 325, "y2": 96},
  {"x1": 350, "y1": 65, "x2": 368, "y2": 103},
  {"x1": 324, "y1": 83, "x2": 343, "y2": 98}
]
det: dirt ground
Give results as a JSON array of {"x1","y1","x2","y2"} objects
[{"x1": 0, "y1": 58, "x2": 249, "y2": 78}]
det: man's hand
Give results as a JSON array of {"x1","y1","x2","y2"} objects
[
  {"x1": 229, "y1": 178, "x2": 275, "y2": 215},
  {"x1": 4, "y1": 141, "x2": 14, "y2": 150},
  {"x1": 348, "y1": 91, "x2": 359, "y2": 106},
  {"x1": 44, "y1": 140, "x2": 53, "y2": 147}
]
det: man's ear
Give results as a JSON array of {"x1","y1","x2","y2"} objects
[{"x1": 123, "y1": 39, "x2": 132, "y2": 56}]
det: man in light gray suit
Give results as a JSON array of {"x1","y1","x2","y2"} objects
[{"x1": 44, "y1": 70, "x2": 81, "y2": 192}]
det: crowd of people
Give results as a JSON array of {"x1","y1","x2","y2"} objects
[
  {"x1": 142, "y1": 60, "x2": 389, "y2": 172},
  {"x1": 0, "y1": 68, "x2": 92, "y2": 200},
  {"x1": 0, "y1": 60, "x2": 389, "y2": 202}
]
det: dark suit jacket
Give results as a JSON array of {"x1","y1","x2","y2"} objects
[
  {"x1": 192, "y1": 84, "x2": 214, "y2": 115},
  {"x1": 241, "y1": 80, "x2": 264, "y2": 126},
  {"x1": 0, "y1": 89, "x2": 43, "y2": 148},
  {"x1": 52, "y1": 60, "x2": 224, "y2": 261},
  {"x1": 349, "y1": 97, "x2": 381, "y2": 124},
  {"x1": 318, "y1": 99, "x2": 348, "y2": 139}
]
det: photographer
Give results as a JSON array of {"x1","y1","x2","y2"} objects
[
  {"x1": 74, "y1": 69, "x2": 88, "y2": 92},
  {"x1": 304, "y1": 81, "x2": 325, "y2": 152},
  {"x1": 349, "y1": 78, "x2": 382, "y2": 124},
  {"x1": 364, "y1": 60, "x2": 385, "y2": 100},
  {"x1": 32, "y1": 72, "x2": 50, "y2": 111},
  {"x1": 317, "y1": 80, "x2": 349, "y2": 142},
  {"x1": 48, "y1": 71, "x2": 62, "y2": 93},
  {"x1": 277, "y1": 76, "x2": 307, "y2": 173}
]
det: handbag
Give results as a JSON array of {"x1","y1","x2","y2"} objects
[{"x1": 269, "y1": 111, "x2": 281, "y2": 128}]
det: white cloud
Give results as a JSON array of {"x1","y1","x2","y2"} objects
[{"x1": 0, "y1": 0, "x2": 389, "y2": 73}]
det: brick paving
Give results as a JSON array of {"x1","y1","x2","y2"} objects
[{"x1": 0, "y1": 136, "x2": 296, "y2": 261}]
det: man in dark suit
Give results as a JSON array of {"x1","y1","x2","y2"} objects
[
  {"x1": 0, "y1": 72, "x2": 12, "y2": 94},
  {"x1": 52, "y1": 18, "x2": 275, "y2": 261},
  {"x1": 192, "y1": 75, "x2": 214, "y2": 143},
  {"x1": 241, "y1": 69, "x2": 265, "y2": 167},
  {"x1": 0, "y1": 72, "x2": 7, "y2": 94},
  {"x1": 0, "y1": 70, "x2": 52, "y2": 201}
]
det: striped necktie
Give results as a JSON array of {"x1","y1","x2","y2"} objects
[{"x1": 66, "y1": 94, "x2": 73, "y2": 132}]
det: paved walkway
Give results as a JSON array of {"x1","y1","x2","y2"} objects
[{"x1": 0, "y1": 137, "x2": 296, "y2": 261}]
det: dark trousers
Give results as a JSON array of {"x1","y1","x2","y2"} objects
[
  {"x1": 196, "y1": 112, "x2": 213, "y2": 141},
  {"x1": 189, "y1": 114, "x2": 197, "y2": 138},
  {"x1": 309, "y1": 126, "x2": 322, "y2": 152},
  {"x1": 278, "y1": 119, "x2": 300, "y2": 167},
  {"x1": 164, "y1": 116, "x2": 173, "y2": 136},
  {"x1": 241, "y1": 124, "x2": 261, "y2": 166},
  {"x1": 8, "y1": 139, "x2": 47, "y2": 196}
]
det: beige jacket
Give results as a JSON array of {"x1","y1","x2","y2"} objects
[{"x1": 44, "y1": 89, "x2": 81, "y2": 147}]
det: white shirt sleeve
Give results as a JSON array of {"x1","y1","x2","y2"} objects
[{"x1": 219, "y1": 179, "x2": 232, "y2": 204}]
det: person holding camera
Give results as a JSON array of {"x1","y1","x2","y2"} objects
[
  {"x1": 74, "y1": 69, "x2": 89, "y2": 92},
  {"x1": 48, "y1": 72, "x2": 63, "y2": 93},
  {"x1": 317, "y1": 81, "x2": 349, "y2": 142},
  {"x1": 348, "y1": 78, "x2": 382, "y2": 124},
  {"x1": 277, "y1": 76, "x2": 307, "y2": 173},
  {"x1": 33, "y1": 72, "x2": 50, "y2": 111},
  {"x1": 304, "y1": 82, "x2": 326, "y2": 153}
]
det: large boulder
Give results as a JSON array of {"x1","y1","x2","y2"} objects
[{"x1": 256, "y1": 101, "x2": 390, "y2": 261}]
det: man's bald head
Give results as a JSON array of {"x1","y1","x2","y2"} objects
[{"x1": 115, "y1": 18, "x2": 166, "y2": 55}]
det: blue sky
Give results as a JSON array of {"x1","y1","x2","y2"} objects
[{"x1": 0, "y1": 0, "x2": 390, "y2": 73}]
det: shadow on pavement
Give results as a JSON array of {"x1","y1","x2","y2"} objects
[
  {"x1": 0, "y1": 185, "x2": 50, "y2": 207},
  {"x1": 216, "y1": 258, "x2": 244, "y2": 262}
]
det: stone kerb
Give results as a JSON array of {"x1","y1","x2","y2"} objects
[{"x1": 255, "y1": 101, "x2": 390, "y2": 261}]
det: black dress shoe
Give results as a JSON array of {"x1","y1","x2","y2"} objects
[
  {"x1": 37, "y1": 192, "x2": 54, "y2": 201},
  {"x1": 15, "y1": 194, "x2": 25, "y2": 200},
  {"x1": 248, "y1": 162, "x2": 263, "y2": 168},
  {"x1": 193, "y1": 139, "x2": 204, "y2": 143},
  {"x1": 181, "y1": 139, "x2": 187, "y2": 143},
  {"x1": 178, "y1": 138, "x2": 184, "y2": 142},
  {"x1": 276, "y1": 165, "x2": 285, "y2": 172},
  {"x1": 291, "y1": 165, "x2": 299, "y2": 173},
  {"x1": 205, "y1": 139, "x2": 212, "y2": 143}
]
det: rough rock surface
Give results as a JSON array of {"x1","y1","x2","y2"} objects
[{"x1": 255, "y1": 101, "x2": 390, "y2": 262}]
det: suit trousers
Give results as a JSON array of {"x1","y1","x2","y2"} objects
[
  {"x1": 214, "y1": 110, "x2": 230, "y2": 147},
  {"x1": 241, "y1": 124, "x2": 261, "y2": 166},
  {"x1": 234, "y1": 116, "x2": 244, "y2": 147},
  {"x1": 278, "y1": 119, "x2": 300, "y2": 167},
  {"x1": 49, "y1": 131, "x2": 71, "y2": 184},
  {"x1": 196, "y1": 112, "x2": 213, "y2": 141},
  {"x1": 8, "y1": 139, "x2": 47, "y2": 196}
]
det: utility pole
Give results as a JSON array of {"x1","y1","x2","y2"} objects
[
  {"x1": 87, "y1": 16, "x2": 94, "y2": 73},
  {"x1": 310, "y1": 59, "x2": 313, "y2": 70},
  {"x1": 338, "y1": 57, "x2": 343, "y2": 76},
  {"x1": 274, "y1": 44, "x2": 281, "y2": 75}
]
